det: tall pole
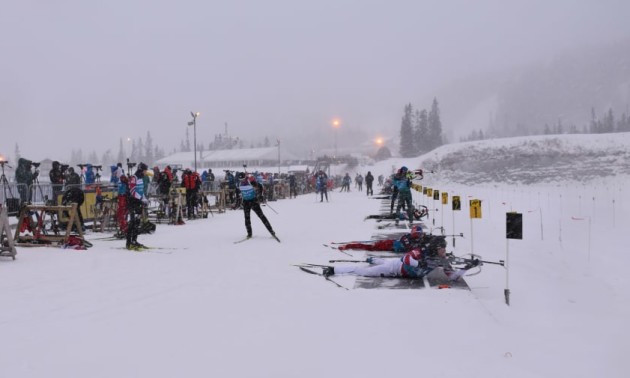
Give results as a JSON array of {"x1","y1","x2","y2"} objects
[
  {"x1": 277, "y1": 139, "x2": 281, "y2": 174},
  {"x1": 190, "y1": 112, "x2": 200, "y2": 172},
  {"x1": 332, "y1": 119, "x2": 340, "y2": 159}
]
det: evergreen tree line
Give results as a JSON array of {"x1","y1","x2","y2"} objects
[
  {"x1": 461, "y1": 107, "x2": 630, "y2": 142},
  {"x1": 399, "y1": 98, "x2": 444, "y2": 157},
  {"x1": 65, "y1": 131, "x2": 167, "y2": 168}
]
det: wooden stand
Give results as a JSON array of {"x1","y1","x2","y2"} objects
[
  {"x1": 0, "y1": 205, "x2": 17, "y2": 260},
  {"x1": 93, "y1": 198, "x2": 117, "y2": 232},
  {"x1": 14, "y1": 204, "x2": 84, "y2": 245}
]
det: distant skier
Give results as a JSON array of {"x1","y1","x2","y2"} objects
[
  {"x1": 340, "y1": 173, "x2": 351, "y2": 192},
  {"x1": 288, "y1": 173, "x2": 298, "y2": 198},
  {"x1": 365, "y1": 171, "x2": 374, "y2": 196},
  {"x1": 237, "y1": 173, "x2": 278, "y2": 241},
  {"x1": 316, "y1": 171, "x2": 328, "y2": 202}
]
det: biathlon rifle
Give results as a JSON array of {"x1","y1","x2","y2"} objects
[{"x1": 446, "y1": 253, "x2": 504, "y2": 267}]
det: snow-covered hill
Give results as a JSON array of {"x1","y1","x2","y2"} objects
[{"x1": 415, "y1": 133, "x2": 630, "y2": 185}]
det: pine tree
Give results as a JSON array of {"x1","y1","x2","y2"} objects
[
  {"x1": 415, "y1": 109, "x2": 429, "y2": 154},
  {"x1": 88, "y1": 151, "x2": 99, "y2": 164},
  {"x1": 589, "y1": 108, "x2": 598, "y2": 133},
  {"x1": 102, "y1": 149, "x2": 113, "y2": 167},
  {"x1": 145, "y1": 131, "x2": 154, "y2": 166},
  {"x1": 130, "y1": 140, "x2": 138, "y2": 163},
  {"x1": 185, "y1": 129, "x2": 191, "y2": 152},
  {"x1": 75, "y1": 149, "x2": 84, "y2": 165},
  {"x1": 154, "y1": 146, "x2": 163, "y2": 162},
  {"x1": 136, "y1": 138, "x2": 145, "y2": 163},
  {"x1": 264, "y1": 136, "x2": 270, "y2": 147},
  {"x1": 117, "y1": 138, "x2": 125, "y2": 164},
  {"x1": 603, "y1": 108, "x2": 614, "y2": 133},
  {"x1": 399, "y1": 103, "x2": 415, "y2": 157},
  {"x1": 427, "y1": 98, "x2": 443, "y2": 150}
]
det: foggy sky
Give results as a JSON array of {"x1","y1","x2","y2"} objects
[{"x1": 2, "y1": 0, "x2": 630, "y2": 161}]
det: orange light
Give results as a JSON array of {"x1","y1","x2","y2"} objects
[
  {"x1": 375, "y1": 137, "x2": 384, "y2": 146},
  {"x1": 332, "y1": 119, "x2": 341, "y2": 128}
]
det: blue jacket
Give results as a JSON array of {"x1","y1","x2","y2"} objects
[
  {"x1": 110, "y1": 166, "x2": 119, "y2": 184},
  {"x1": 85, "y1": 164, "x2": 95, "y2": 184}
]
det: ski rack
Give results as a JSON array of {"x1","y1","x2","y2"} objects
[{"x1": 14, "y1": 203, "x2": 84, "y2": 246}]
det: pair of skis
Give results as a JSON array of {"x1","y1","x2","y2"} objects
[
  {"x1": 294, "y1": 263, "x2": 348, "y2": 290},
  {"x1": 234, "y1": 234, "x2": 281, "y2": 244},
  {"x1": 112, "y1": 246, "x2": 177, "y2": 254}
]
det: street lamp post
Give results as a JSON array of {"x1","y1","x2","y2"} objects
[
  {"x1": 188, "y1": 112, "x2": 200, "y2": 172},
  {"x1": 276, "y1": 139, "x2": 281, "y2": 174},
  {"x1": 332, "y1": 119, "x2": 341, "y2": 159}
]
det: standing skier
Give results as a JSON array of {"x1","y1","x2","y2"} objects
[
  {"x1": 340, "y1": 173, "x2": 351, "y2": 192},
  {"x1": 316, "y1": 170, "x2": 328, "y2": 202},
  {"x1": 365, "y1": 171, "x2": 374, "y2": 196},
  {"x1": 114, "y1": 165, "x2": 128, "y2": 238},
  {"x1": 237, "y1": 173, "x2": 278, "y2": 241},
  {"x1": 394, "y1": 167, "x2": 414, "y2": 223},
  {"x1": 126, "y1": 163, "x2": 149, "y2": 249}
]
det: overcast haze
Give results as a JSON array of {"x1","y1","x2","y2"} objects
[{"x1": 2, "y1": 0, "x2": 630, "y2": 160}]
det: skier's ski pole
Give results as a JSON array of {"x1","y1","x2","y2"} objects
[
  {"x1": 328, "y1": 259, "x2": 368, "y2": 263},
  {"x1": 264, "y1": 201, "x2": 278, "y2": 214}
]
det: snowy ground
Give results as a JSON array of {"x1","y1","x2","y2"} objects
[{"x1": 2, "y1": 158, "x2": 629, "y2": 377}]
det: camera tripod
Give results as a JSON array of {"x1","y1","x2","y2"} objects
[
  {"x1": 0, "y1": 162, "x2": 14, "y2": 203},
  {"x1": 32, "y1": 174, "x2": 47, "y2": 203}
]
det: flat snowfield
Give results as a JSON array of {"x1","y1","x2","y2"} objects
[{"x1": 1, "y1": 182, "x2": 628, "y2": 378}]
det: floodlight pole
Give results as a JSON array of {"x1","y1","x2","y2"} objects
[
  {"x1": 189, "y1": 112, "x2": 200, "y2": 172},
  {"x1": 277, "y1": 139, "x2": 281, "y2": 174}
]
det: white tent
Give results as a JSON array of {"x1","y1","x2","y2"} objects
[{"x1": 155, "y1": 147, "x2": 301, "y2": 170}]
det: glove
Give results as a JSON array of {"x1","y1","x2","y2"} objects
[{"x1": 142, "y1": 197, "x2": 149, "y2": 205}]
